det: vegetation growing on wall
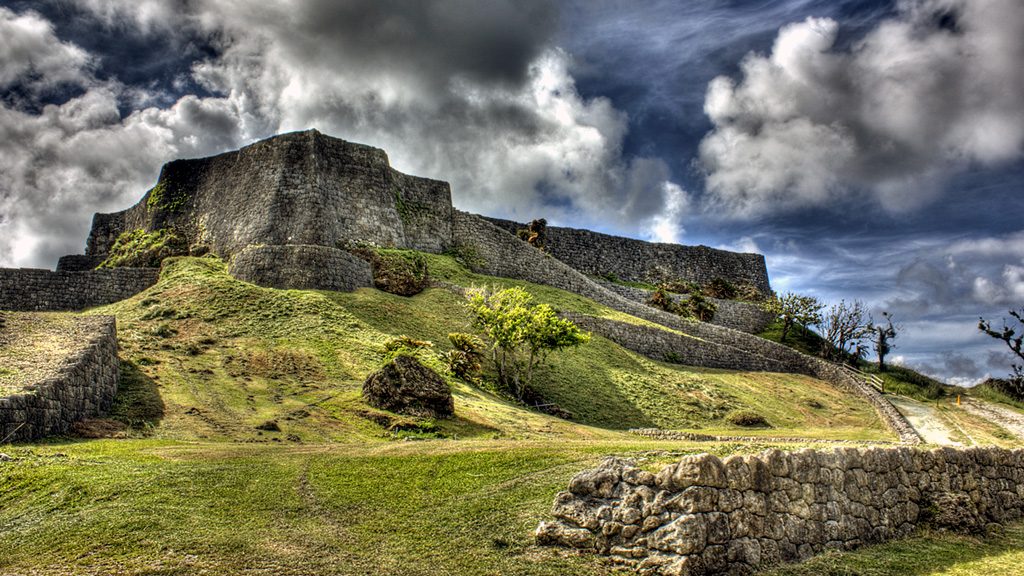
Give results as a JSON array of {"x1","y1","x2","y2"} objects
[
  {"x1": 97, "y1": 228, "x2": 190, "y2": 269},
  {"x1": 352, "y1": 247, "x2": 430, "y2": 296},
  {"x1": 145, "y1": 181, "x2": 189, "y2": 213}
]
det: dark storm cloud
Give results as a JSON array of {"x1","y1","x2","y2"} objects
[{"x1": 0, "y1": 0, "x2": 689, "y2": 268}]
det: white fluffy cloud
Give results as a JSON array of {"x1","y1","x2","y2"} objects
[
  {"x1": 699, "y1": 0, "x2": 1024, "y2": 217},
  {"x1": 0, "y1": 1, "x2": 687, "y2": 267},
  {"x1": 0, "y1": 7, "x2": 92, "y2": 92}
]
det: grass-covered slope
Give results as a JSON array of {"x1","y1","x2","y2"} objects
[
  {"x1": 87, "y1": 255, "x2": 889, "y2": 441},
  {"x1": 2, "y1": 255, "x2": 1019, "y2": 576}
]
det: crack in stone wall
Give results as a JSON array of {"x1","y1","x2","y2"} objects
[{"x1": 537, "y1": 446, "x2": 1024, "y2": 575}]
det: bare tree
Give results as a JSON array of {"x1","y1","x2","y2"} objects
[
  {"x1": 979, "y1": 308, "x2": 1024, "y2": 399},
  {"x1": 866, "y1": 312, "x2": 900, "y2": 372},
  {"x1": 818, "y1": 299, "x2": 868, "y2": 364}
]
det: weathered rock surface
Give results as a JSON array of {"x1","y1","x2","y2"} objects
[
  {"x1": 362, "y1": 355, "x2": 453, "y2": 419},
  {"x1": 537, "y1": 447, "x2": 1024, "y2": 575}
]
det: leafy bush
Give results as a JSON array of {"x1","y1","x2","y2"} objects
[
  {"x1": 703, "y1": 278, "x2": 738, "y2": 299},
  {"x1": 444, "y1": 332, "x2": 484, "y2": 382},
  {"x1": 726, "y1": 410, "x2": 771, "y2": 428},
  {"x1": 354, "y1": 248, "x2": 430, "y2": 296},
  {"x1": 468, "y1": 287, "x2": 589, "y2": 400},
  {"x1": 98, "y1": 228, "x2": 190, "y2": 268},
  {"x1": 684, "y1": 293, "x2": 717, "y2": 322},
  {"x1": 647, "y1": 286, "x2": 682, "y2": 314},
  {"x1": 383, "y1": 335, "x2": 433, "y2": 361}
]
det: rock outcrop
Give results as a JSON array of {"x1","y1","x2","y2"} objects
[{"x1": 362, "y1": 355, "x2": 454, "y2": 419}]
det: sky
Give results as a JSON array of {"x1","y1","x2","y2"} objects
[{"x1": 1, "y1": 0, "x2": 1023, "y2": 385}]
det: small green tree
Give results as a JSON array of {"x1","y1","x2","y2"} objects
[
  {"x1": 766, "y1": 292, "x2": 824, "y2": 342},
  {"x1": 468, "y1": 287, "x2": 590, "y2": 400}
]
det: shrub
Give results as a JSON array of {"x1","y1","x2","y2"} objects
[
  {"x1": 703, "y1": 278, "x2": 738, "y2": 299},
  {"x1": 684, "y1": 293, "x2": 717, "y2": 322},
  {"x1": 98, "y1": 228, "x2": 190, "y2": 268},
  {"x1": 444, "y1": 332, "x2": 484, "y2": 382},
  {"x1": 468, "y1": 287, "x2": 589, "y2": 400},
  {"x1": 647, "y1": 286, "x2": 682, "y2": 314},
  {"x1": 354, "y1": 248, "x2": 430, "y2": 296},
  {"x1": 383, "y1": 335, "x2": 433, "y2": 361},
  {"x1": 726, "y1": 410, "x2": 771, "y2": 428}
]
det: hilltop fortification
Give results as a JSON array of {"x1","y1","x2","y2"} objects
[{"x1": 4, "y1": 129, "x2": 770, "y2": 308}]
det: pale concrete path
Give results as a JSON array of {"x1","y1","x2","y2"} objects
[
  {"x1": 888, "y1": 396, "x2": 963, "y2": 446},
  {"x1": 962, "y1": 398, "x2": 1024, "y2": 439}
]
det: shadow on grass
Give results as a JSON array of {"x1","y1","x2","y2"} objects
[
  {"x1": 764, "y1": 524, "x2": 1024, "y2": 576},
  {"x1": 108, "y1": 359, "x2": 166, "y2": 431}
]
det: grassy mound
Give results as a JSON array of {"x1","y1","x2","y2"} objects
[{"x1": 82, "y1": 256, "x2": 888, "y2": 441}]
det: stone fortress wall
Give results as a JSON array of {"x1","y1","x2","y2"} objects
[
  {"x1": 0, "y1": 316, "x2": 120, "y2": 442},
  {"x1": 598, "y1": 281, "x2": 774, "y2": 335},
  {"x1": 451, "y1": 210, "x2": 918, "y2": 444},
  {"x1": 0, "y1": 268, "x2": 159, "y2": 312},
  {"x1": 83, "y1": 129, "x2": 455, "y2": 292},
  {"x1": 483, "y1": 216, "x2": 771, "y2": 295},
  {"x1": 537, "y1": 446, "x2": 1024, "y2": 575}
]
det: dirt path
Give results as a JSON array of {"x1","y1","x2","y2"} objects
[
  {"x1": 888, "y1": 396, "x2": 963, "y2": 446},
  {"x1": 962, "y1": 398, "x2": 1024, "y2": 439}
]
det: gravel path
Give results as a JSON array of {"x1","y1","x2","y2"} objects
[
  {"x1": 962, "y1": 398, "x2": 1024, "y2": 439},
  {"x1": 888, "y1": 396, "x2": 963, "y2": 446}
]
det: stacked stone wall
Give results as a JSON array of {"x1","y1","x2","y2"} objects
[
  {"x1": 228, "y1": 244, "x2": 373, "y2": 292},
  {"x1": 452, "y1": 211, "x2": 917, "y2": 443},
  {"x1": 537, "y1": 446, "x2": 1024, "y2": 575},
  {"x1": 0, "y1": 316, "x2": 119, "y2": 442},
  {"x1": 600, "y1": 282, "x2": 774, "y2": 334},
  {"x1": 483, "y1": 216, "x2": 771, "y2": 294},
  {"x1": 84, "y1": 130, "x2": 454, "y2": 262},
  {"x1": 0, "y1": 268, "x2": 159, "y2": 311}
]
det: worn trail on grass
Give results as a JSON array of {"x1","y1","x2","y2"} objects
[
  {"x1": 888, "y1": 396, "x2": 961, "y2": 446},
  {"x1": 962, "y1": 399, "x2": 1024, "y2": 440}
]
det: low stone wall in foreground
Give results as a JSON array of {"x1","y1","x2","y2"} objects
[
  {"x1": 537, "y1": 446, "x2": 1024, "y2": 575},
  {"x1": 0, "y1": 316, "x2": 120, "y2": 442}
]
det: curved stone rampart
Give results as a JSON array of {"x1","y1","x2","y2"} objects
[
  {"x1": 0, "y1": 268, "x2": 159, "y2": 311},
  {"x1": 483, "y1": 216, "x2": 771, "y2": 294},
  {"x1": 228, "y1": 244, "x2": 373, "y2": 292},
  {"x1": 537, "y1": 446, "x2": 1024, "y2": 575},
  {"x1": 599, "y1": 282, "x2": 774, "y2": 334},
  {"x1": 453, "y1": 211, "x2": 918, "y2": 444},
  {"x1": 0, "y1": 316, "x2": 119, "y2": 442}
]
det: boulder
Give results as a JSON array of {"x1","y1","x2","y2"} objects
[{"x1": 362, "y1": 355, "x2": 453, "y2": 418}]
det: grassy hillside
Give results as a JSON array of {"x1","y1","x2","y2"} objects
[
  {"x1": 85, "y1": 255, "x2": 889, "y2": 441},
  {"x1": 2, "y1": 254, "x2": 970, "y2": 575}
]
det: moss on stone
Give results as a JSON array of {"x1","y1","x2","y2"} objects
[
  {"x1": 145, "y1": 181, "x2": 189, "y2": 212},
  {"x1": 98, "y1": 228, "x2": 190, "y2": 269}
]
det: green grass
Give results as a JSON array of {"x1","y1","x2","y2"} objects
[
  {"x1": 0, "y1": 254, "x2": 957, "y2": 573},
  {"x1": 765, "y1": 523, "x2": 1024, "y2": 576},
  {"x1": 970, "y1": 381, "x2": 1024, "y2": 412},
  {"x1": 80, "y1": 256, "x2": 888, "y2": 441},
  {"x1": 865, "y1": 364, "x2": 954, "y2": 402}
]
